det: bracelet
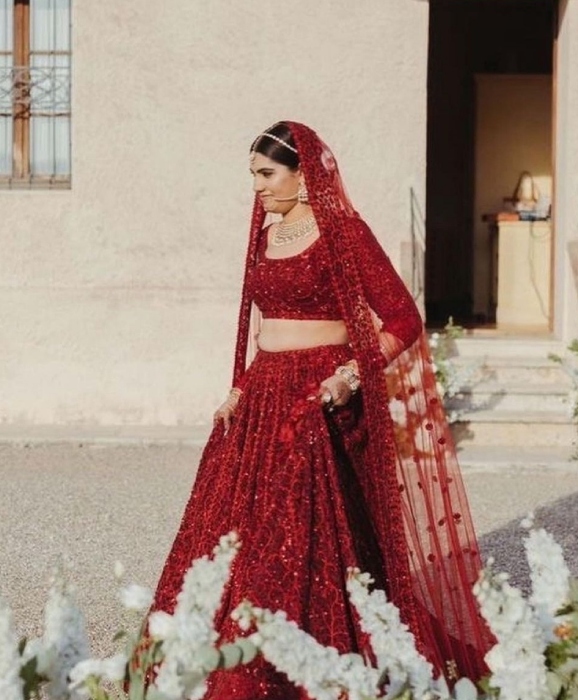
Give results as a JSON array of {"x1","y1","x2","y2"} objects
[
  {"x1": 226, "y1": 387, "x2": 242, "y2": 407},
  {"x1": 335, "y1": 364, "x2": 361, "y2": 394}
]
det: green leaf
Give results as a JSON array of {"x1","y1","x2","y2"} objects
[
  {"x1": 113, "y1": 630, "x2": 128, "y2": 642},
  {"x1": 18, "y1": 636, "x2": 28, "y2": 655},
  {"x1": 128, "y1": 669, "x2": 146, "y2": 700},
  {"x1": 547, "y1": 672, "x2": 564, "y2": 698},
  {"x1": 145, "y1": 688, "x2": 173, "y2": 700},
  {"x1": 476, "y1": 675, "x2": 495, "y2": 695},
  {"x1": 20, "y1": 655, "x2": 45, "y2": 699}
]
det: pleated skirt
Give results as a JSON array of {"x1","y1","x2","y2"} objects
[{"x1": 152, "y1": 344, "x2": 387, "y2": 699}]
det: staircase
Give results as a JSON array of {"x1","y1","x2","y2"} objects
[{"x1": 445, "y1": 336, "x2": 577, "y2": 469}]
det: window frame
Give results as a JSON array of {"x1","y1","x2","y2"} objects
[{"x1": 0, "y1": 0, "x2": 71, "y2": 189}]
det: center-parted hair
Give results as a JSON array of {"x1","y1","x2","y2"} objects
[{"x1": 250, "y1": 122, "x2": 300, "y2": 170}]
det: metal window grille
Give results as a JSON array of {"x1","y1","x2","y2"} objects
[{"x1": 0, "y1": 0, "x2": 71, "y2": 188}]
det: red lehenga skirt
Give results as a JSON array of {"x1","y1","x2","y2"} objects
[{"x1": 152, "y1": 344, "x2": 388, "y2": 700}]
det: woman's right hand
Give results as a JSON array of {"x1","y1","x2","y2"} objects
[{"x1": 213, "y1": 388, "x2": 242, "y2": 434}]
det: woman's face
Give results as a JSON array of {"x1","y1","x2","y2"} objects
[{"x1": 250, "y1": 152, "x2": 302, "y2": 215}]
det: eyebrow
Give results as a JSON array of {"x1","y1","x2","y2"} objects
[{"x1": 249, "y1": 166, "x2": 276, "y2": 174}]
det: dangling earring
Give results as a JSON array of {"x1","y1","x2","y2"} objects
[{"x1": 298, "y1": 181, "x2": 309, "y2": 204}]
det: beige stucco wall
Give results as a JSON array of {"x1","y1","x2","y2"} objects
[
  {"x1": 554, "y1": 0, "x2": 578, "y2": 342},
  {"x1": 0, "y1": 0, "x2": 429, "y2": 426}
]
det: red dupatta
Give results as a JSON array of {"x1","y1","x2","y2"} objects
[{"x1": 233, "y1": 122, "x2": 493, "y2": 682}]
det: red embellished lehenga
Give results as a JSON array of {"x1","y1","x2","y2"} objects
[{"x1": 152, "y1": 122, "x2": 493, "y2": 699}]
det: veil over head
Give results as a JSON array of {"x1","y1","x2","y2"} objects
[{"x1": 233, "y1": 121, "x2": 493, "y2": 682}]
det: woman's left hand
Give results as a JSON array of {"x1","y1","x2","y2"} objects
[{"x1": 311, "y1": 374, "x2": 352, "y2": 410}]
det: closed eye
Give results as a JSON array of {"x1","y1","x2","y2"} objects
[{"x1": 250, "y1": 168, "x2": 276, "y2": 177}]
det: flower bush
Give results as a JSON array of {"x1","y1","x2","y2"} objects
[
  {"x1": 2, "y1": 522, "x2": 578, "y2": 700},
  {"x1": 428, "y1": 318, "x2": 481, "y2": 424}
]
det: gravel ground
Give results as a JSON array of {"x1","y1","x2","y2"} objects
[{"x1": 0, "y1": 442, "x2": 577, "y2": 657}]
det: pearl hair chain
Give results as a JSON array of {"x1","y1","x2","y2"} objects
[{"x1": 255, "y1": 132, "x2": 298, "y2": 154}]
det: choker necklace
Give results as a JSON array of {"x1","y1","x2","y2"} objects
[{"x1": 272, "y1": 214, "x2": 317, "y2": 247}]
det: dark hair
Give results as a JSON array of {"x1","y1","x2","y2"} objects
[{"x1": 250, "y1": 122, "x2": 300, "y2": 170}]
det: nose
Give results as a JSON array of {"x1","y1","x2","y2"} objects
[{"x1": 252, "y1": 177, "x2": 263, "y2": 193}]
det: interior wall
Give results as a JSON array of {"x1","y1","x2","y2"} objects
[
  {"x1": 473, "y1": 75, "x2": 552, "y2": 318},
  {"x1": 426, "y1": 0, "x2": 554, "y2": 326}
]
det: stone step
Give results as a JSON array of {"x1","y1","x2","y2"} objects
[
  {"x1": 451, "y1": 410, "x2": 576, "y2": 447},
  {"x1": 446, "y1": 382, "x2": 572, "y2": 414},
  {"x1": 452, "y1": 337, "x2": 566, "y2": 358},
  {"x1": 457, "y1": 445, "x2": 576, "y2": 471},
  {"x1": 450, "y1": 355, "x2": 574, "y2": 387}
]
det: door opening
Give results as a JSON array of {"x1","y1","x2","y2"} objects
[{"x1": 425, "y1": 0, "x2": 555, "y2": 332}]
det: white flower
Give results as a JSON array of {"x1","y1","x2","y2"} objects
[
  {"x1": 119, "y1": 583, "x2": 153, "y2": 612},
  {"x1": 148, "y1": 610, "x2": 177, "y2": 640},
  {"x1": 42, "y1": 567, "x2": 90, "y2": 700},
  {"x1": 520, "y1": 513, "x2": 535, "y2": 530},
  {"x1": 237, "y1": 602, "x2": 379, "y2": 700},
  {"x1": 0, "y1": 596, "x2": 24, "y2": 700},
  {"x1": 152, "y1": 531, "x2": 239, "y2": 700},
  {"x1": 347, "y1": 570, "x2": 433, "y2": 697},
  {"x1": 474, "y1": 565, "x2": 549, "y2": 700},
  {"x1": 68, "y1": 651, "x2": 128, "y2": 692},
  {"x1": 21, "y1": 637, "x2": 53, "y2": 676},
  {"x1": 101, "y1": 652, "x2": 128, "y2": 681},
  {"x1": 388, "y1": 398, "x2": 407, "y2": 427},
  {"x1": 68, "y1": 658, "x2": 103, "y2": 688},
  {"x1": 525, "y1": 527, "x2": 570, "y2": 640}
]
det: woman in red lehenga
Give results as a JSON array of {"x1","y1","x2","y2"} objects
[{"x1": 152, "y1": 121, "x2": 493, "y2": 699}]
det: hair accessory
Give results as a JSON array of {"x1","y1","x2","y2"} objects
[{"x1": 254, "y1": 132, "x2": 298, "y2": 154}]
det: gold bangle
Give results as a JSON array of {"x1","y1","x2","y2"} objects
[
  {"x1": 335, "y1": 364, "x2": 360, "y2": 393},
  {"x1": 226, "y1": 387, "x2": 242, "y2": 407}
]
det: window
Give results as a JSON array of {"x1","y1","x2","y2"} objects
[{"x1": 0, "y1": 0, "x2": 71, "y2": 188}]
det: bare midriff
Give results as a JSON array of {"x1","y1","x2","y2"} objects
[{"x1": 257, "y1": 319, "x2": 349, "y2": 352}]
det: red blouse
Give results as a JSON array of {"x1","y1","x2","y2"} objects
[
  {"x1": 246, "y1": 220, "x2": 423, "y2": 351},
  {"x1": 246, "y1": 230, "x2": 341, "y2": 321}
]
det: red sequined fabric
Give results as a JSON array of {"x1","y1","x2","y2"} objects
[
  {"x1": 232, "y1": 122, "x2": 493, "y2": 680},
  {"x1": 245, "y1": 228, "x2": 341, "y2": 320},
  {"x1": 152, "y1": 121, "x2": 494, "y2": 698},
  {"x1": 153, "y1": 346, "x2": 377, "y2": 699}
]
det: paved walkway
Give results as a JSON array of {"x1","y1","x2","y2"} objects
[{"x1": 0, "y1": 437, "x2": 576, "y2": 658}]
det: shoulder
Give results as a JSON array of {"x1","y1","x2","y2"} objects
[{"x1": 346, "y1": 216, "x2": 386, "y2": 252}]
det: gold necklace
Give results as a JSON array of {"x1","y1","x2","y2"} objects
[{"x1": 271, "y1": 214, "x2": 317, "y2": 247}]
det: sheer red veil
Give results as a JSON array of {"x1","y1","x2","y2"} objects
[{"x1": 232, "y1": 122, "x2": 493, "y2": 682}]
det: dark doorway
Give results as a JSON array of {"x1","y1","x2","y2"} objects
[{"x1": 425, "y1": 0, "x2": 555, "y2": 328}]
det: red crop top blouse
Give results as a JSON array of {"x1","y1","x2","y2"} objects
[{"x1": 246, "y1": 230, "x2": 342, "y2": 321}]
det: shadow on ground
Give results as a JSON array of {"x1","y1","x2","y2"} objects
[{"x1": 479, "y1": 490, "x2": 578, "y2": 593}]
